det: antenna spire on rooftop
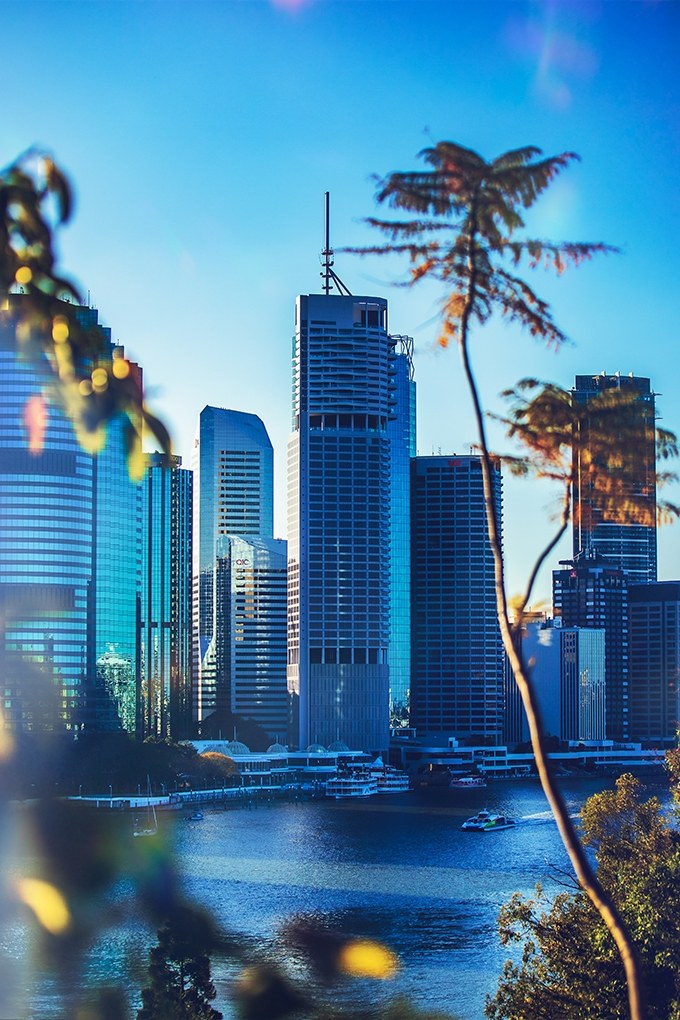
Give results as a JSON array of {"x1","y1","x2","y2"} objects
[{"x1": 320, "y1": 191, "x2": 351, "y2": 297}]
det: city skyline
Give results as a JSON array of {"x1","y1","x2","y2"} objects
[{"x1": 2, "y1": 0, "x2": 678, "y2": 600}]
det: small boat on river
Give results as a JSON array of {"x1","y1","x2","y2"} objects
[
  {"x1": 450, "y1": 775, "x2": 487, "y2": 790},
  {"x1": 461, "y1": 810, "x2": 516, "y2": 832},
  {"x1": 133, "y1": 776, "x2": 158, "y2": 837}
]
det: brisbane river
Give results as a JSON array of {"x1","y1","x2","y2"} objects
[{"x1": 4, "y1": 776, "x2": 669, "y2": 1019}]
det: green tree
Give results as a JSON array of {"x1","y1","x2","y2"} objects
[
  {"x1": 138, "y1": 908, "x2": 223, "y2": 1020},
  {"x1": 486, "y1": 773, "x2": 680, "y2": 1019},
  {"x1": 351, "y1": 140, "x2": 680, "y2": 1020}
]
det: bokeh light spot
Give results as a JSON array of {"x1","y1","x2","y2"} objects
[
  {"x1": 112, "y1": 358, "x2": 130, "y2": 379},
  {"x1": 52, "y1": 317, "x2": 70, "y2": 344},
  {"x1": 91, "y1": 367, "x2": 108, "y2": 392},
  {"x1": 17, "y1": 878, "x2": 71, "y2": 935},
  {"x1": 15, "y1": 266, "x2": 32, "y2": 285},
  {"x1": 338, "y1": 938, "x2": 399, "y2": 979}
]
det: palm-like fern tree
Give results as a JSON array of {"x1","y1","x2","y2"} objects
[{"x1": 352, "y1": 140, "x2": 680, "y2": 1020}]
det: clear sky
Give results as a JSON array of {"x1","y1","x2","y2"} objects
[{"x1": 3, "y1": 0, "x2": 679, "y2": 601}]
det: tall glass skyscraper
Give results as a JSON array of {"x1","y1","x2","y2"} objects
[
  {"x1": 288, "y1": 292, "x2": 397, "y2": 753},
  {"x1": 572, "y1": 373, "x2": 657, "y2": 583},
  {"x1": 140, "y1": 453, "x2": 193, "y2": 739},
  {"x1": 0, "y1": 298, "x2": 93, "y2": 731},
  {"x1": 387, "y1": 335, "x2": 416, "y2": 726},
  {"x1": 410, "y1": 455, "x2": 504, "y2": 743},
  {"x1": 215, "y1": 534, "x2": 288, "y2": 740},
  {"x1": 192, "y1": 406, "x2": 274, "y2": 726}
]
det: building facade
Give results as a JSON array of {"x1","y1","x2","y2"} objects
[
  {"x1": 0, "y1": 299, "x2": 93, "y2": 731},
  {"x1": 517, "y1": 621, "x2": 606, "y2": 743},
  {"x1": 410, "y1": 455, "x2": 504, "y2": 743},
  {"x1": 287, "y1": 293, "x2": 395, "y2": 752},
  {"x1": 572, "y1": 373, "x2": 657, "y2": 583},
  {"x1": 628, "y1": 581, "x2": 680, "y2": 743},
  {"x1": 192, "y1": 406, "x2": 274, "y2": 726},
  {"x1": 140, "y1": 453, "x2": 193, "y2": 739},
  {"x1": 387, "y1": 335, "x2": 416, "y2": 727},
  {"x1": 553, "y1": 548, "x2": 629, "y2": 741},
  {"x1": 214, "y1": 534, "x2": 288, "y2": 741}
]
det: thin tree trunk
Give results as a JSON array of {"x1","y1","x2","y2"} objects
[{"x1": 456, "y1": 209, "x2": 645, "y2": 1020}]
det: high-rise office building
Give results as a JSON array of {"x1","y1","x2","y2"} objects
[
  {"x1": 90, "y1": 364, "x2": 143, "y2": 733},
  {"x1": 0, "y1": 299, "x2": 144, "y2": 734},
  {"x1": 0, "y1": 297, "x2": 93, "y2": 731},
  {"x1": 387, "y1": 335, "x2": 416, "y2": 726},
  {"x1": 214, "y1": 535, "x2": 288, "y2": 740},
  {"x1": 140, "y1": 453, "x2": 193, "y2": 739},
  {"x1": 192, "y1": 406, "x2": 274, "y2": 726},
  {"x1": 516, "y1": 621, "x2": 606, "y2": 744},
  {"x1": 553, "y1": 548, "x2": 629, "y2": 740},
  {"x1": 410, "y1": 455, "x2": 504, "y2": 743},
  {"x1": 288, "y1": 292, "x2": 396, "y2": 752},
  {"x1": 628, "y1": 581, "x2": 680, "y2": 743},
  {"x1": 572, "y1": 373, "x2": 657, "y2": 583}
]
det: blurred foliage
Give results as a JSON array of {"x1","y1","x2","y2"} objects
[
  {"x1": 486, "y1": 771, "x2": 680, "y2": 1019},
  {"x1": 0, "y1": 151, "x2": 171, "y2": 475},
  {"x1": 495, "y1": 378, "x2": 678, "y2": 526},
  {"x1": 348, "y1": 141, "x2": 615, "y2": 350},
  {"x1": 0, "y1": 732, "x2": 242, "y2": 799}
]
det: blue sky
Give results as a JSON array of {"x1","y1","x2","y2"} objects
[{"x1": 3, "y1": 0, "x2": 679, "y2": 600}]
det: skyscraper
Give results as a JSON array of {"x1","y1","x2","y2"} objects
[
  {"x1": 387, "y1": 335, "x2": 416, "y2": 726},
  {"x1": 140, "y1": 453, "x2": 193, "y2": 739},
  {"x1": 288, "y1": 292, "x2": 396, "y2": 752},
  {"x1": 409, "y1": 455, "x2": 504, "y2": 743},
  {"x1": 0, "y1": 297, "x2": 93, "y2": 731},
  {"x1": 90, "y1": 377, "x2": 142, "y2": 733},
  {"x1": 628, "y1": 580, "x2": 680, "y2": 743},
  {"x1": 0, "y1": 298, "x2": 144, "y2": 734},
  {"x1": 192, "y1": 406, "x2": 274, "y2": 726},
  {"x1": 214, "y1": 534, "x2": 288, "y2": 740},
  {"x1": 518, "y1": 620, "x2": 606, "y2": 743},
  {"x1": 572, "y1": 373, "x2": 657, "y2": 583},
  {"x1": 552, "y1": 548, "x2": 629, "y2": 740}
]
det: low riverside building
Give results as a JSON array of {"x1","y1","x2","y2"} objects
[
  {"x1": 389, "y1": 731, "x2": 668, "y2": 778},
  {"x1": 191, "y1": 739, "x2": 369, "y2": 787}
]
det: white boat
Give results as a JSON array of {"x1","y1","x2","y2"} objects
[
  {"x1": 450, "y1": 775, "x2": 487, "y2": 790},
  {"x1": 370, "y1": 757, "x2": 410, "y2": 793},
  {"x1": 325, "y1": 773, "x2": 379, "y2": 799},
  {"x1": 133, "y1": 776, "x2": 158, "y2": 837},
  {"x1": 461, "y1": 810, "x2": 516, "y2": 832}
]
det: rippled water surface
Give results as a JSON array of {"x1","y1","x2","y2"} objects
[{"x1": 5, "y1": 777, "x2": 661, "y2": 1019}]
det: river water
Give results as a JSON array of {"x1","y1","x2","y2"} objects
[{"x1": 3, "y1": 776, "x2": 662, "y2": 1019}]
